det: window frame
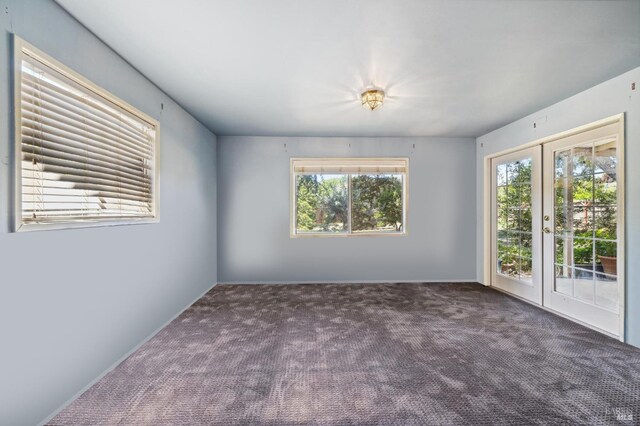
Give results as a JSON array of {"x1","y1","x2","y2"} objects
[
  {"x1": 290, "y1": 157, "x2": 409, "y2": 238},
  {"x1": 12, "y1": 36, "x2": 160, "y2": 232}
]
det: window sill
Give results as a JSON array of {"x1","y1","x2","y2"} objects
[
  {"x1": 15, "y1": 217, "x2": 159, "y2": 233},
  {"x1": 290, "y1": 231, "x2": 407, "y2": 238}
]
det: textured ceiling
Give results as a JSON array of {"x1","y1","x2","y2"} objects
[{"x1": 56, "y1": 0, "x2": 640, "y2": 137}]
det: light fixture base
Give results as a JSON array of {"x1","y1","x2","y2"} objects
[{"x1": 361, "y1": 88, "x2": 385, "y2": 110}]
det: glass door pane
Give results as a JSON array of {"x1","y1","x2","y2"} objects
[
  {"x1": 496, "y1": 159, "x2": 533, "y2": 282},
  {"x1": 552, "y1": 140, "x2": 618, "y2": 312}
]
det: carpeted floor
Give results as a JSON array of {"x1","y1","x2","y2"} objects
[{"x1": 50, "y1": 283, "x2": 640, "y2": 425}]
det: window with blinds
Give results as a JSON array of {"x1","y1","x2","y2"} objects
[
  {"x1": 291, "y1": 158, "x2": 408, "y2": 236},
  {"x1": 14, "y1": 38, "x2": 158, "y2": 231}
]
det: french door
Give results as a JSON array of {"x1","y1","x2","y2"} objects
[
  {"x1": 491, "y1": 146, "x2": 542, "y2": 304},
  {"x1": 542, "y1": 122, "x2": 624, "y2": 336},
  {"x1": 491, "y1": 118, "x2": 624, "y2": 338}
]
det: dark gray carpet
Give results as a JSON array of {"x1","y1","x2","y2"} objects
[{"x1": 50, "y1": 283, "x2": 640, "y2": 425}]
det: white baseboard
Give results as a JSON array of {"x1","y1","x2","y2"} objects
[
  {"x1": 219, "y1": 279, "x2": 478, "y2": 285},
  {"x1": 40, "y1": 281, "x2": 219, "y2": 426}
]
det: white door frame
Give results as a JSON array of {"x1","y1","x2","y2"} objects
[{"x1": 482, "y1": 113, "x2": 625, "y2": 341}]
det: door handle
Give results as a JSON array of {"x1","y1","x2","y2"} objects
[{"x1": 543, "y1": 227, "x2": 551, "y2": 234}]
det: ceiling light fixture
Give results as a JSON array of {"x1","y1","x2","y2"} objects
[{"x1": 361, "y1": 88, "x2": 385, "y2": 110}]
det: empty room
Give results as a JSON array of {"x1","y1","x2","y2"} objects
[{"x1": 1, "y1": 0, "x2": 640, "y2": 424}]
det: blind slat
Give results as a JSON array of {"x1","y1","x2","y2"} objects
[
  {"x1": 23, "y1": 188, "x2": 151, "y2": 203},
  {"x1": 22, "y1": 212, "x2": 150, "y2": 223},
  {"x1": 22, "y1": 175, "x2": 147, "y2": 192},
  {"x1": 22, "y1": 177, "x2": 152, "y2": 201},
  {"x1": 22, "y1": 131, "x2": 149, "y2": 170},
  {"x1": 24, "y1": 208, "x2": 149, "y2": 214},
  {"x1": 22, "y1": 86, "x2": 153, "y2": 153},
  {"x1": 22, "y1": 192, "x2": 152, "y2": 208},
  {"x1": 22, "y1": 69, "x2": 152, "y2": 138},
  {"x1": 22, "y1": 157, "x2": 151, "y2": 190},
  {"x1": 23, "y1": 203, "x2": 150, "y2": 214},
  {"x1": 22, "y1": 200, "x2": 150, "y2": 211},
  {"x1": 22, "y1": 114, "x2": 151, "y2": 160},
  {"x1": 22, "y1": 151, "x2": 150, "y2": 188},
  {"x1": 22, "y1": 144, "x2": 147, "y2": 182}
]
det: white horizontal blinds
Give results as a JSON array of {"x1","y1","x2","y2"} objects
[
  {"x1": 293, "y1": 158, "x2": 408, "y2": 174},
  {"x1": 20, "y1": 54, "x2": 156, "y2": 223}
]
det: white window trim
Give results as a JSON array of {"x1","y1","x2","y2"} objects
[
  {"x1": 290, "y1": 157, "x2": 409, "y2": 238},
  {"x1": 12, "y1": 35, "x2": 160, "y2": 232}
]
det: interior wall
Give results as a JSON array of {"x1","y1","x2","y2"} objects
[
  {"x1": 217, "y1": 136, "x2": 476, "y2": 284},
  {"x1": 0, "y1": 1, "x2": 218, "y2": 424},
  {"x1": 475, "y1": 66, "x2": 640, "y2": 347}
]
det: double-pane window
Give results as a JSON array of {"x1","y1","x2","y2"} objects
[{"x1": 292, "y1": 158, "x2": 408, "y2": 236}]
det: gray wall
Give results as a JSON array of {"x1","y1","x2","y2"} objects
[
  {"x1": 0, "y1": 1, "x2": 217, "y2": 424},
  {"x1": 476, "y1": 66, "x2": 640, "y2": 347},
  {"x1": 217, "y1": 136, "x2": 476, "y2": 284}
]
